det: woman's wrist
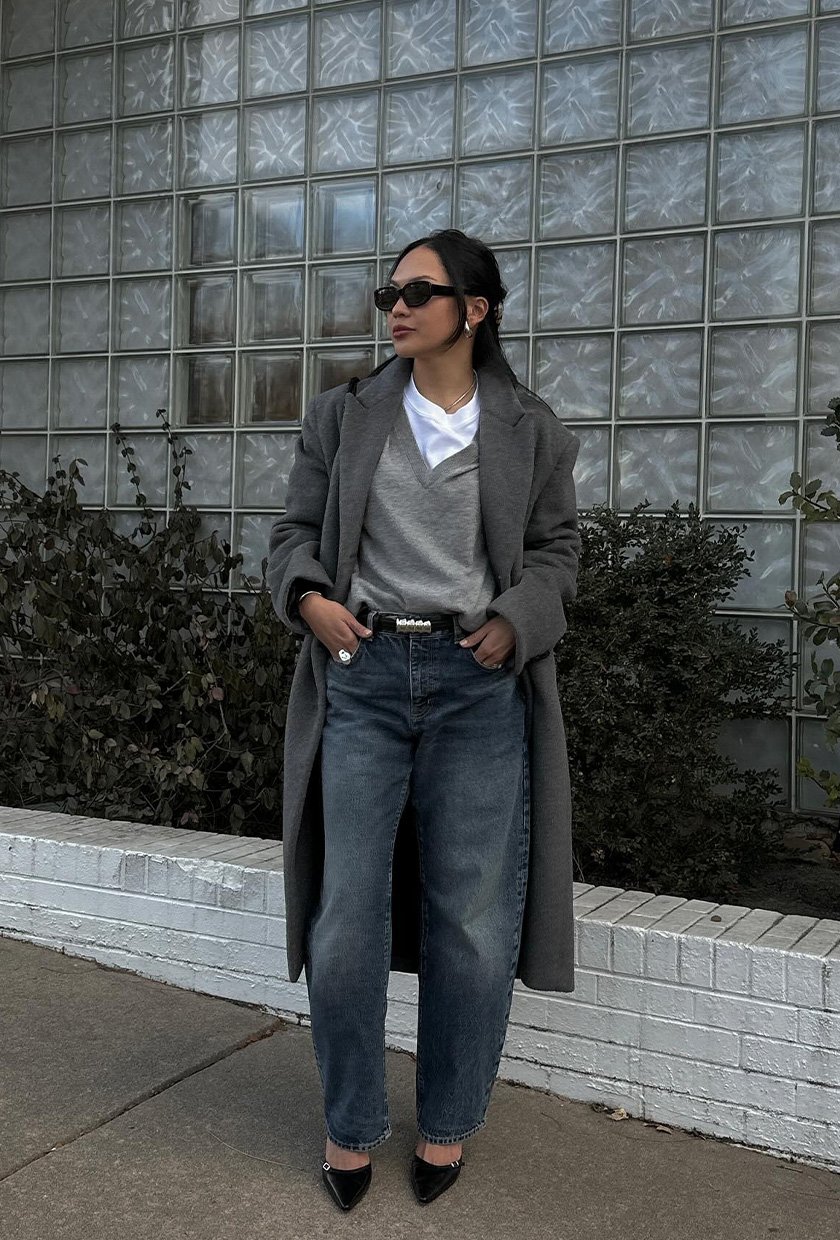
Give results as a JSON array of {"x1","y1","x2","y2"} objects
[{"x1": 298, "y1": 589, "x2": 323, "y2": 619}]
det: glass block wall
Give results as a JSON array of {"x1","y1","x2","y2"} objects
[{"x1": 0, "y1": 0, "x2": 839, "y2": 814}]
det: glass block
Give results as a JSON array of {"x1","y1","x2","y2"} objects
[
  {"x1": 178, "y1": 275, "x2": 235, "y2": 346},
  {"x1": 2, "y1": 0, "x2": 56, "y2": 58},
  {"x1": 624, "y1": 138, "x2": 707, "y2": 231},
  {"x1": 539, "y1": 149, "x2": 617, "y2": 239},
  {"x1": 460, "y1": 68, "x2": 535, "y2": 156},
  {"x1": 716, "y1": 125, "x2": 805, "y2": 223},
  {"x1": 244, "y1": 100, "x2": 307, "y2": 180},
  {"x1": 817, "y1": 19, "x2": 840, "y2": 113},
  {"x1": 178, "y1": 354, "x2": 234, "y2": 424},
  {"x1": 0, "y1": 137, "x2": 53, "y2": 208},
  {"x1": 810, "y1": 221, "x2": 840, "y2": 315},
  {"x1": 113, "y1": 355, "x2": 170, "y2": 428},
  {"x1": 55, "y1": 204, "x2": 110, "y2": 277},
  {"x1": 713, "y1": 227, "x2": 801, "y2": 320},
  {"x1": 0, "y1": 434, "x2": 48, "y2": 493},
  {"x1": 179, "y1": 192, "x2": 236, "y2": 267},
  {"x1": 52, "y1": 358, "x2": 108, "y2": 428},
  {"x1": 502, "y1": 337, "x2": 528, "y2": 381},
  {"x1": 710, "y1": 325, "x2": 799, "y2": 417},
  {"x1": 0, "y1": 287, "x2": 50, "y2": 355},
  {"x1": 59, "y1": 0, "x2": 113, "y2": 46},
  {"x1": 116, "y1": 121, "x2": 173, "y2": 197},
  {"x1": 534, "y1": 335, "x2": 611, "y2": 419},
  {"x1": 51, "y1": 433, "x2": 106, "y2": 502},
  {"x1": 627, "y1": 41, "x2": 712, "y2": 136},
  {"x1": 540, "y1": 53, "x2": 620, "y2": 146},
  {"x1": 234, "y1": 511, "x2": 274, "y2": 587},
  {"x1": 537, "y1": 243, "x2": 615, "y2": 330},
  {"x1": 807, "y1": 322, "x2": 840, "y2": 413},
  {"x1": 622, "y1": 234, "x2": 705, "y2": 325},
  {"x1": 116, "y1": 199, "x2": 173, "y2": 273},
  {"x1": 242, "y1": 269, "x2": 303, "y2": 342},
  {"x1": 312, "y1": 91, "x2": 379, "y2": 173},
  {"x1": 457, "y1": 159, "x2": 532, "y2": 245},
  {"x1": 822, "y1": 0, "x2": 840, "y2": 11},
  {"x1": 619, "y1": 330, "x2": 702, "y2": 418},
  {"x1": 803, "y1": 522, "x2": 840, "y2": 594},
  {"x1": 120, "y1": 1, "x2": 176, "y2": 37},
  {"x1": 494, "y1": 249, "x2": 530, "y2": 333},
  {"x1": 236, "y1": 431, "x2": 297, "y2": 506},
  {"x1": 311, "y1": 179, "x2": 376, "y2": 256},
  {"x1": 712, "y1": 518, "x2": 794, "y2": 608},
  {"x1": 168, "y1": 432, "x2": 232, "y2": 504},
  {"x1": 2, "y1": 60, "x2": 54, "y2": 132},
  {"x1": 181, "y1": 28, "x2": 240, "y2": 108},
  {"x1": 180, "y1": 0, "x2": 240, "y2": 26},
  {"x1": 385, "y1": 0, "x2": 456, "y2": 78},
  {"x1": 110, "y1": 433, "x2": 168, "y2": 506},
  {"x1": 571, "y1": 425, "x2": 609, "y2": 507},
  {"x1": 243, "y1": 184, "x2": 305, "y2": 260},
  {"x1": 813, "y1": 119, "x2": 840, "y2": 214},
  {"x1": 247, "y1": 0, "x2": 307, "y2": 7},
  {"x1": 54, "y1": 282, "x2": 110, "y2": 353},
  {"x1": 385, "y1": 80, "x2": 455, "y2": 165},
  {"x1": 706, "y1": 423, "x2": 797, "y2": 513},
  {"x1": 179, "y1": 110, "x2": 239, "y2": 187},
  {"x1": 805, "y1": 418, "x2": 840, "y2": 500},
  {"x1": 0, "y1": 361, "x2": 49, "y2": 429},
  {"x1": 118, "y1": 39, "x2": 175, "y2": 116},
  {"x1": 718, "y1": 28, "x2": 807, "y2": 125},
  {"x1": 543, "y1": 0, "x2": 622, "y2": 53},
  {"x1": 114, "y1": 277, "x2": 172, "y2": 350},
  {"x1": 723, "y1": 0, "x2": 809, "y2": 19},
  {"x1": 309, "y1": 347, "x2": 374, "y2": 395},
  {"x1": 718, "y1": 719, "x2": 789, "y2": 800},
  {"x1": 58, "y1": 51, "x2": 112, "y2": 125},
  {"x1": 244, "y1": 15, "x2": 308, "y2": 97},
  {"x1": 57, "y1": 128, "x2": 112, "y2": 201},
  {"x1": 797, "y1": 717, "x2": 838, "y2": 811},
  {"x1": 464, "y1": 0, "x2": 537, "y2": 66},
  {"x1": 616, "y1": 426, "x2": 698, "y2": 510},
  {"x1": 0, "y1": 211, "x2": 51, "y2": 282},
  {"x1": 240, "y1": 350, "x2": 302, "y2": 422},
  {"x1": 314, "y1": 3, "x2": 380, "y2": 88},
  {"x1": 630, "y1": 0, "x2": 713, "y2": 39},
  {"x1": 383, "y1": 168, "x2": 452, "y2": 252},
  {"x1": 311, "y1": 264, "x2": 375, "y2": 338}
]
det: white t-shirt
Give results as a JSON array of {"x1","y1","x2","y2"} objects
[{"x1": 401, "y1": 371, "x2": 480, "y2": 471}]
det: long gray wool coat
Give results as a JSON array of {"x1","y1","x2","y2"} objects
[{"x1": 267, "y1": 353, "x2": 582, "y2": 993}]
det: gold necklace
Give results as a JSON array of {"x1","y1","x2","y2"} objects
[{"x1": 442, "y1": 369, "x2": 477, "y2": 413}]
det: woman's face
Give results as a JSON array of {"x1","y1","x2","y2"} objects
[{"x1": 384, "y1": 245, "x2": 487, "y2": 360}]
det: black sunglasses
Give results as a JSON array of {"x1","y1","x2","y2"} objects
[{"x1": 373, "y1": 279, "x2": 457, "y2": 312}]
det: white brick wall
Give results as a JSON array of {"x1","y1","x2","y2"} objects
[{"x1": 2, "y1": 806, "x2": 839, "y2": 1172}]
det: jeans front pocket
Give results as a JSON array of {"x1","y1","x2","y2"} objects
[
  {"x1": 332, "y1": 637, "x2": 367, "y2": 667},
  {"x1": 469, "y1": 646, "x2": 506, "y2": 671}
]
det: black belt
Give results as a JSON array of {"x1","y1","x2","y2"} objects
[{"x1": 358, "y1": 606, "x2": 458, "y2": 634}]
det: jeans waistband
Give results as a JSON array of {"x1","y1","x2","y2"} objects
[{"x1": 359, "y1": 606, "x2": 459, "y2": 635}]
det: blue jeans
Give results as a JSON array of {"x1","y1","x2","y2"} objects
[{"x1": 303, "y1": 616, "x2": 530, "y2": 1152}]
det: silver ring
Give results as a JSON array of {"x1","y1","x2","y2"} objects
[{"x1": 338, "y1": 648, "x2": 352, "y2": 663}]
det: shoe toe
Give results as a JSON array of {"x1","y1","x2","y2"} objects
[
  {"x1": 410, "y1": 1153, "x2": 463, "y2": 1205},
  {"x1": 321, "y1": 1160, "x2": 372, "y2": 1212}
]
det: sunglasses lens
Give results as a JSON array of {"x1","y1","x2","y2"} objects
[{"x1": 403, "y1": 282, "x2": 430, "y2": 307}]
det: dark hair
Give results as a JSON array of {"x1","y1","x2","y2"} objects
[{"x1": 363, "y1": 228, "x2": 550, "y2": 411}]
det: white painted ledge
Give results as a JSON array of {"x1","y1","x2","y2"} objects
[{"x1": 1, "y1": 806, "x2": 839, "y2": 1173}]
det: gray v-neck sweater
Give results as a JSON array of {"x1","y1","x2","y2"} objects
[{"x1": 343, "y1": 405, "x2": 497, "y2": 632}]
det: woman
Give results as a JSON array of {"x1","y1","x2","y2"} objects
[{"x1": 267, "y1": 228, "x2": 581, "y2": 1213}]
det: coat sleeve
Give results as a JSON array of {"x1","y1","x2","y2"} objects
[
  {"x1": 485, "y1": 435, "x2": 581, "y2": 676},
  {"x1": 266, "y1": 398, "x2": 336, "y2": 639}
]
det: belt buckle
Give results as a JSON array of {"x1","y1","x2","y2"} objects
[{"x1": 396, "y1": 616, "x2": 432, "y2": 632}]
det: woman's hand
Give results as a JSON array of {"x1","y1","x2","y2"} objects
[
  {"x1": 459, "y1": 616, "x2": 517, "y2": 666},
  {"x1": 299, "y1": 594, "x2": 372, "y2": 661}
]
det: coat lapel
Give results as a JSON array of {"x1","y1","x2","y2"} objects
[{"x1": 335, "y1": 353, "x2": 536, "y2": 591}]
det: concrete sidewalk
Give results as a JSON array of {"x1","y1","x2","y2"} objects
[{"x1": 1, "y1": 936, "x2": 838, "y2": 1240}]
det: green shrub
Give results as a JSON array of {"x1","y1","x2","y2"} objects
[
  {"x1": 558, "y1": 501, "x2": 792, "y2": 899},
  {"x1": 0, "y1": 410, "x2": 297, "y2": 835}
]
